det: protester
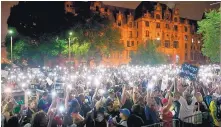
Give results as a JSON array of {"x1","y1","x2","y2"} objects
[{"x1": 1, "y1": 64, "x2": 220, "y2": 127}]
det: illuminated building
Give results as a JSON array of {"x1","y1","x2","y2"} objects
[{"x1": 65, "y1": 1, "x2": 204, "y2": 66}]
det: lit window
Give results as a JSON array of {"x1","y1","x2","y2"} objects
[
  {"x1": 131, "y1": 41, "x2": 134, "y2": 46},
  {"x1": 129, "y1": 31, "x2": 132, "y2": 38},
  {"x1": 145, "y1": 21, "x2": 149, "y2": 27},
  {"x1": 127, "y1": 41, "x2": 130, "y2": 47},
  {"x1": 156, "y1": 23, "x2": 160, "y2": 28},
  {"x1": 165, "y1": 40, "x2": 170, "y2": 48},
  {"x1": 198, "y1": 41, "x2": 200, "y2": 44},
  {"x1": 173, "y1": 41, "x2": 179, "y2": 48},
  {"x1": 184, "y1": 35, "x2": 188, "y2": 41},
  {"x1": 192, "y1": 38, "x2": 194, "y2": 43}
]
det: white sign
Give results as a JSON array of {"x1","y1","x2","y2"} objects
[{"x1": 46, "y1": 77, "x2": 53, "y2": 86}]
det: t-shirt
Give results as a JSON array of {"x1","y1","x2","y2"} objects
[
  {"x1": 127, "y1": 114, "x2": 144, "y2": 127},
  {"x1": 178, "y1": 96, "x2": 197, "y2": 123}
]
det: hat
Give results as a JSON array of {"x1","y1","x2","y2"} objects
[
  {"x1": 119, "y1": 108, "x2": 130, "y2": 117},
  {"x1": 105, "y1": 98, "x2": 113, "y2": 107},
  {"x1": 162, "y1": 98, "x2": 168, "y2": 104},
  {"x1": 108, "y1": 89, "x2": 114, "y2": 93}
]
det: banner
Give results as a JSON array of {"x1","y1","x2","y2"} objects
[{"x1": 180, "y1": 63, "x2": 199, "y2": 81}]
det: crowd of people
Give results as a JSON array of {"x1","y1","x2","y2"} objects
[{"x1": 1, "y1": 65, "x2": 221, "y2": 127}]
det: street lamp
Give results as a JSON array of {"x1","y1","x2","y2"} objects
[
  {"x1": 68, "y1": 32, "x2": 73, "y2": 62},
  {"x1": 8, "y1": 30, "x2": 13, "y2": 63}
]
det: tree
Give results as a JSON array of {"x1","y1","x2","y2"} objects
[
  {"x1": 6, "y1": 2, "x2": 123, "y2": 66},
  {"x1": 65, "y1": 3, "x2": 123, "y2": 66},
  {"x1": 197, "y1": 8, "x2": 221, "y2": 63},
  {"x1": 130, "y1": 40, "x2": 167, "y2": 65}
]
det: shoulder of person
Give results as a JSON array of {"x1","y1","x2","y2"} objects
[{"x1": 120, "y1": 120, "x2": 127, "y2": 126}]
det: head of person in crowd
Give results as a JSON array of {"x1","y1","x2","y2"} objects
[
  {"x1": 30, "y1": 100, "x2": 37, "y2": 110},
  {"x1": 162, "y1": 98, "x2": 169, "y2": 107},
  {"x1": 6, "y1": 116, "x2": 20, "y2": 127},
  {"x1": 78, "y1": 93, "x2": 85, "y2": 104},
  {"x1": 108, "y1": 89, "x2": 115, "y2": 100},
  {"x1": 184, "y1": 92, "x2": 193, "y2": 105},
  {"x1": 42, "y1": 92, "x2": 48, "y2": 100},
  {"x1": 31, "y1": 111, "x2": 49, "y2": 127},
  {"x1": 105, "y1": 98, "x2": 114, "y2": 112},
  {"x1": 131, "y1": 104, "x2": 142, "y2": 115},
  {"x1": 119, "y1": 108, "x2": 130, "y2": 120},
  {"x1": 195, "y1": 92, "x2": 203, "y2": 102},
  {"x1": 152, "y1": 87, "x2": 161, "y2": 97},
  {"x1": 68, "y1": 99, "x2": 81, "y2": 114}
]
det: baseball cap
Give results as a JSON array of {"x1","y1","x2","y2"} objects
[
  {"x1": 119, "y1": 108, "x2": 130, "y2": 117},
  {"x1": 162, "y1": 98, "x2": 168, "y2": 104}
]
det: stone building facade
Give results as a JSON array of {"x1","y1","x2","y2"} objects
[{"x1": 65, "y1": 1, "x2": 204, "y2": 66}]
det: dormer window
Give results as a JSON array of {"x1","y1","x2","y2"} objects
[
  {"x1": 118, "y1": 21, "x2": 121, "y2": 27},
  {"x1": 184, "y1": 26, "x2": 188, "y2": 32},
  {"x1": 174, "y1": 25, "x2": 178, "y2": 31},
  {"x1": 128, "y1": 22, "x2": 132, "y2": 28},
  {"x1": 145, "y1": 21, "x2": 149, "y2": 27},
  {"x1": 165, "y1": 14, "x2": 170, "y2": 20},
  {"x1": 174, "y1": 17, "x2": 178, "y2": 22},
  {"x1": 156, "y1": 14, "x2": 161, "y2": 19}
]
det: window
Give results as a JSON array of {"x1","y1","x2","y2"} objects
[
  {"x1": 105, "y1": 8, "x2": 108, "y2": 12},
  {"x1": 145, "y1": 30, "x2": 149, "y2": 37},
  {"x1": 127, "y1": 41, "x2": 130, "y2": 47},
  {"x1": 165, "y1": 14, "x2": 170, "y2": 20},
  {"x1": 185, "y1": 53, "x2": 188, "y2": 60},
  {"x1": 156, "y1": 14, "x2": 161, "y2": 19},
  {"x1": 166, "y1": 24, "x2": 169, "y2": 29},
  {"x1": 96, "y1": 6, "x2": 99, "y2": 11},
  {"x1": 129, "y1": 31, "x2": 132, "y2": 38},
  {"x1": 131, "y1": 41, "x2": 134, "y2": 46},
  {"x1": 174, "y1": 25, "x2": 178, "y2": 31},
  {"x1": 192, "y1": 38, "x2": 194, "y2": 43},
  {"x1": 185, "y1": 43, "x2": 188, "y2": 49},
  {"x1": 145, "y1": 21, "x2": 149, "y2": 27},
  {"x1": 184, "y1": 35, "x2": 188, "y2": 41},
  {"x1": 164, "y1": 40, "x2": 170, "y2": 48},
  {"x1": 156, "y1": 23, "x2": 160, "y2": 28},
  {"x1": 174, "y1": 17, "x2": 178, "y2": 22},
  {"x1": 133, "y1": 22, "x2": 136, "y2": 28},
  {"x1": 136, "y1": 22, "x2": 138, "y2": 28},
  {"x1": 128, "y1": 22, "x2": 132, "y2": 28},
  {"x1": 173, "y1": 41, "x2": 179, "y2": 48},
  {"x1": 118, "y1": 21, "x2": 121, "y2": 26},
  {"x1": 67, "y1": 5, "x2": 69, "y2": 7},
  {"x1": 184, "y1": 26, "x2": 188, "y2": 32},
  {"x1": 137, "y1": 31, "x2": 138, "y2": 37}
]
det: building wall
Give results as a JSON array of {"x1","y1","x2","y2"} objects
[{"x1": 82, "y1": 2, "x2": 203, "y2": 66}]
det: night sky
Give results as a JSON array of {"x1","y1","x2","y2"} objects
[{"x1": 1, "y1": 1, "x2": 220, "y2": 43}]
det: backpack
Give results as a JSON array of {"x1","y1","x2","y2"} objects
[
  {"x1": 204, "y1": 95, "x2": 212, "y2": 108},
  {"x1": 216, "y1": 101, "x2": 221, "y2": 120}
]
